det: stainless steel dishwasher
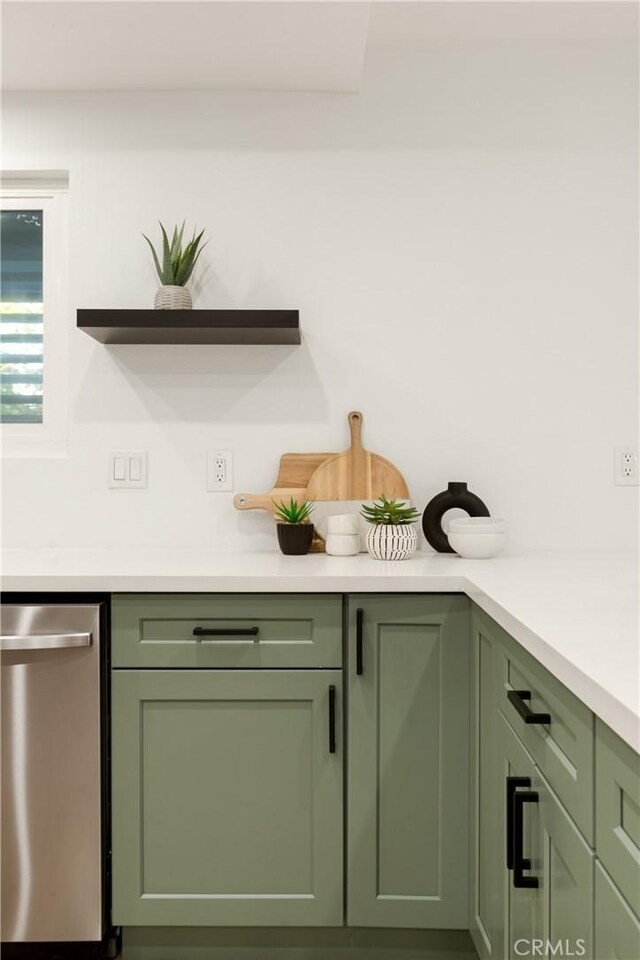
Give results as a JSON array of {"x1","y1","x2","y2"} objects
[{"x1": 1, "y1": 601, "x2": 114, "y2": 958}]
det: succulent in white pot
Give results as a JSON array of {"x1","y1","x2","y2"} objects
[
  {"x1": 361, "y1": 495, "x2": 420, "y2": 561},
  {"x1": 143, "y1": 221, "x2": 207, "y2": 310}
]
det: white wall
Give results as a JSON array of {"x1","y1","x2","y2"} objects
[{"x1": 2, "y1": 2, "x2": 638, "y2": 553}]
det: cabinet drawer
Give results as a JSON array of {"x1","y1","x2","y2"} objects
[
  {"x1": 596, "y1": 719, "x2": 640, "y2": 917},
  {"x1": 112, "y1": 594, "x2": 342, "y2": 668},
  {"x1": 474, "y1": 606, "x2": 595, "y2": 844}
]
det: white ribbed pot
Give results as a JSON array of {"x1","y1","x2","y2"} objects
[
  {"x1": 154, "y1": 285, "x2": 192, "y2": 310},
  {"x1": 366, "y1": 524, "x2": 418, "y2": 561}
]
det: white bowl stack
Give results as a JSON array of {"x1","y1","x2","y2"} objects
[
  {"x1": 324, "y1": 514, "x2": 361, "y2": 556},
  {"x1": 447, "y1": 517, "x2": 506, "y2": 559}
]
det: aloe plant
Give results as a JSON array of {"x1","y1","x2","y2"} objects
[
  {"x1": 272, "y1": 498, "x2": 314, "y2": 524},
  {"x1": 143, "y1": 221, "x2": 207, "y2": 286},
  {"x1": 361, "y1": 495, "x2": 420, "y2": 526}
]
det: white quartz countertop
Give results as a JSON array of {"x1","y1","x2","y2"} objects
[{"x1": 2, "y1": 549, "x2": 638, "y2": 752}]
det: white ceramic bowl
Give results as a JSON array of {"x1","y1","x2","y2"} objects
[
  {"x1": 448, "y1": 517, "x2": 505, "y2": 534},
  {"x1": 448, "y1": 531, "x2": 506, "y2": 559},
  {"x1": 326, "y1": 513, "x2": 361, "y2": 536},
  {"x1": 325, "y1": 533, "x2": 361, "y2": 557}
]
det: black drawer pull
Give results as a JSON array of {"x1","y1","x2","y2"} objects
[
  {"x1": 328, "y1": 685, "x2": 337, "y2": 754},
  {"x1": 506, "y1": 776, "x2": 531, "y2": 869},
  {"x1": 513, "y1": 787, "x2": 539, "y2": 888},
  {"x1": 508, "y1": 689, "x2": 551, "y2": 726},
  {"x1": 193, "y1": 627, "x2": 259, "y2": 639},
  {"x1": 356, "y1": 608, "x2": 364, "y2": 676}
]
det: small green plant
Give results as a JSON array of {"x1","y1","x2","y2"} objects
[
  {"x1": 272, "y1": 498, "x2": 314, "y2": 524},
  {"x1": 361, "y1": 495, "x2": 420, "y2": 526},
  {"x1": 143, "y1": 221, "x2": 207, "y2": 286}
]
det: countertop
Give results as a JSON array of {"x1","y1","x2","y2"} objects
[{"x1": 2, "y1": 548, "x2": 638, "y2": 752}]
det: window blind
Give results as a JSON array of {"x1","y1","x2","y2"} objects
[{"x1": 0, "y1": 209, "x2": 44, "y2": 424}]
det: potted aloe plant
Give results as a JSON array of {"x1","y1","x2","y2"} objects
[
  {"x1": 143, "y1": 221, "x2": 207, "y2": 310},
  {"x1": 273, "y1": 498, "x2": 315, "y2": 556},
  {"x1": 361, "y1": 495, "x2": 420, "y2": 561}
]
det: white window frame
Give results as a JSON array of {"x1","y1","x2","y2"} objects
[{"x1": 1, "y1": 189, "x2": 69, "y2": 458}]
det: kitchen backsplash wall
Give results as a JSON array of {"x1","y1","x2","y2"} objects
[{"x1": 2, "y1": 3, "x2": 638, "y2": 553}]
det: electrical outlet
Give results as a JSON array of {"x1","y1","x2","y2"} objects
[
  {"x1": 108, "y1": 451, "x2": 148, "y2": 489},
  {"x1": 207, "y1": 450, "x2": 233, "y2": 491},
  {"x1": 614, "y1": 445, "x2": 639, "y2": 486}
]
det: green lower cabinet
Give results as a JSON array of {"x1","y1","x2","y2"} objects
[
  {"x1": 346, "y1": 595, "x2": 470, "y2": 929},
  {"x1": 112, "y1": 669, "x2": 343, "y2": 927},
  {"x1": 501, "y1": 714, "x2": 541, "y2": 960},
  {"x1": 595, "y1": 861, "x2": 640, "y2": 960},
  {"x1": 470, "y1": 610, "x2": 507, "y2": 958},
  {"x1": 501, "y1": 714, "x2": 594, "y2": 960}
]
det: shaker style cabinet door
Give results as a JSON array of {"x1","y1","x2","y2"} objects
[
  {"x1": 500, "y1": 713, "x2": 594, "y2": 960},
  {"x1": 346, "y1": 595, "x2": 470, "y2": 928},
  {"x1": 536, "y1": 765, "x2": 594, "y2": 959},
  {"x1": 500, "y1": 713, "x2": 541, "y2": 960},
  {"x1": 595, "y1": 862, "x2": 640, "y2": 960},
  {"x1": 112, "y1": 670, "x2": 343, "y2": 927},
  {"x1": 470, "y1": 608, "x2": 507, "y2": 959}
]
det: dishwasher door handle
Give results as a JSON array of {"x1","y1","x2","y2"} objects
[{"x1": 0, "y1": 632, "x2": 92, "y2": 651}]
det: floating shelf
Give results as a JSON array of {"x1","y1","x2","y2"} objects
[{"x1": 77, "y1": 309, "x2": 301, "y2": 345}]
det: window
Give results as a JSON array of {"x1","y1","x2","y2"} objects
[
  {"x1": 1, "y1": 182, "x2": 68, "y2": 456},
  {"x1": 1, "y1": 206, "x2": 44, "y2": 423}
]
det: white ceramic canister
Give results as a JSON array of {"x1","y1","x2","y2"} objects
[{"x1": 325, "y1": 533, "x2": 361, "y2": 556}]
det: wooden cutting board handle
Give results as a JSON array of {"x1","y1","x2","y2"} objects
[
  {"x1": 234, "y1": 493, "x2": 274, "y2": 512},
  {"x1": 348, "y1": 411, "x2": 364, "y2": 452}
]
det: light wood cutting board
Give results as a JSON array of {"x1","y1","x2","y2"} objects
[
  {"x1": 306, "y1": 411, "x2": 410, "y2": 502},
  {"x1": 233, "y1": 452, "x2": 335, "y2": 515}
]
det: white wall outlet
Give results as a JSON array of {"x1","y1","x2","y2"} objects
[
  {"x1": 108, "y1": 451, "x2": 148, "y2": 489},
  {"x1": 614, "y1": 445, "x2": 639, "y2": 486},
  {"x1": 207, "y1": 450, "x2": 233, "y2": 491}
]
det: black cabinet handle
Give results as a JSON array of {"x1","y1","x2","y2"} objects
[
  {"x1": 356, "y1": 608, "x2": 364, "y2": 676},
  {"x1": 508, "y1": 689, "x2": 551, "y2": 726},
  {"x1": 193, "y1": 626, "x2": 259, "y2": 639},
  {"x1": 506, "y1": 777, "x2": 531, "y2": 869},
  {"x1": 513, "y1": 788, "x2": 539, "y2": 888},
  {"x1": 328, "y1": 685, "x2": 337, "y2": 754}
]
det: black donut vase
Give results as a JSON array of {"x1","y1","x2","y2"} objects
[{"x1": 422, "y1": 482, "x2": 490, "y2": 553}]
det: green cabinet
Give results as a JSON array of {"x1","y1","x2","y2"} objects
[
  {"x1": 502, "y1": 718, "x2": 604, "y2": 960},
  {"x1": 595, "y1": 719, "x2": 640, "y2": 916},
  {"x1": 470, "y1": 609, "x2": 506, "y2": 958},
  {"x1": 346, "y1": 595, "x2": 470, "y2": 929},
  {"x1": 472, "y1": 606, "x2": 595, "y2": 960},
  {"x1": 500, "y1": 713, "x2": 594, "y2": 960},
  {"x1": 595, "y1": 861, "x2": 640, "y2": 960},
  {"x1": 112, "y1": 669, "x2": 343, "y2": 927}
]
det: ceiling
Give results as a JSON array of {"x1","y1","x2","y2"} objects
[{"x1": 1, "y1": 1, "x2": 372, "y2": 92}]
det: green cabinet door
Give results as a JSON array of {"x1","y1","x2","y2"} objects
[
  {"x1": 501, "y1": 713, "x2": 595, "y2": 960},
  {"x1": 595, "y1": 861, "x2": 640, "y2": 960},
  {"x1": 346, "y1": 595, "x2": 470, "y2": 929},
  {"x1": 112, "y1": 669, "x2": 343, "y2": 927},
  {"x1": 537, "y1": 769, "x2": 594, "y2": 959},
  {"x1": 500, "y1": 713, "x2": 541, "y2": 960},
  {"x1": 470, "y1": 608, "x2": 507, "y2": 959}
]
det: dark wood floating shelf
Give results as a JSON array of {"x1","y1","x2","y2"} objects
[{"x1": 77, "y1": 309, "x2": 301, "y2": 345}]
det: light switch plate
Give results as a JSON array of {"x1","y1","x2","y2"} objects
[{"x1": 108, "y1": 451, "x2": 148, "y2": 489}]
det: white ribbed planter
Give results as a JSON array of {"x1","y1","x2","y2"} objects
[
  {"x1": 366, "y1": 524, "x2": 417, "y2": 561},
  {"x1": 154, "y1": 285, "x2": 192, "y2": 310}
]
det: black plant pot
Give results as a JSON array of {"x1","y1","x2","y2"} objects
[
  {"x1": 422, "y1": 482, "x2": 490, "y2": 553},
  {"x1": 276, "y1": 523, "x2": 315, "y2": 556}
]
